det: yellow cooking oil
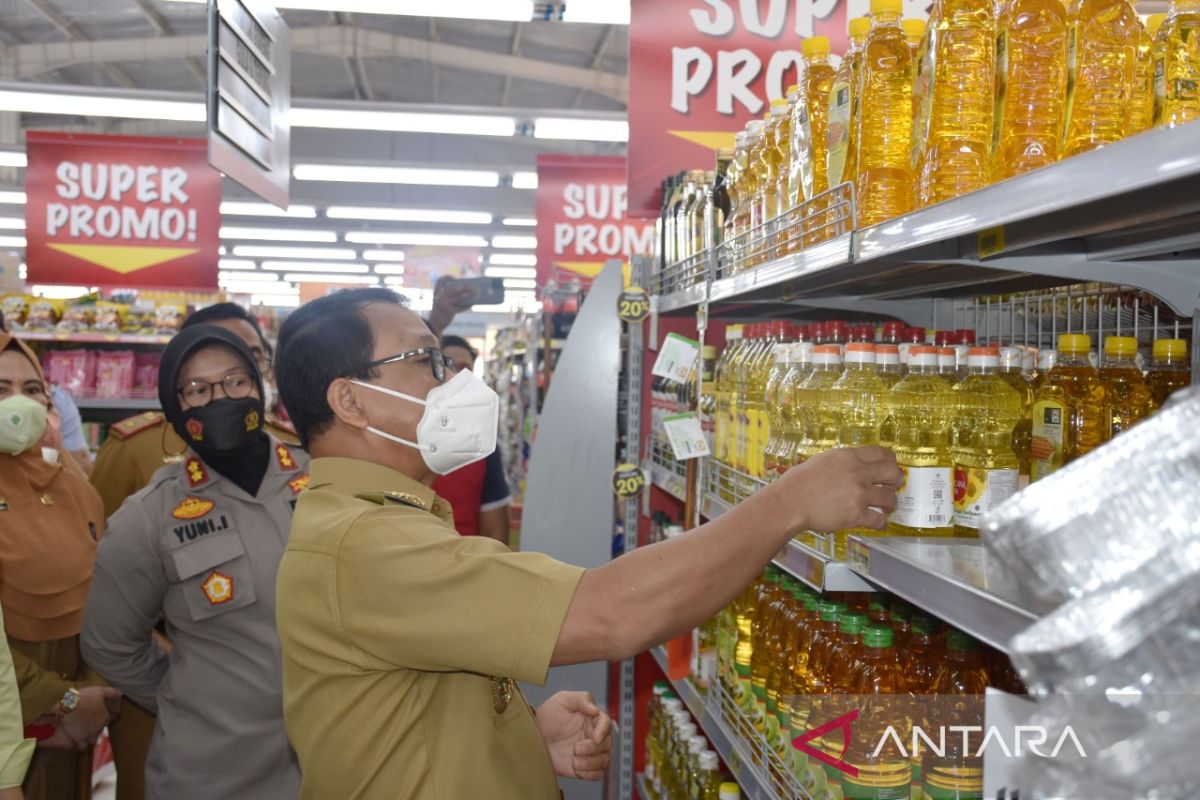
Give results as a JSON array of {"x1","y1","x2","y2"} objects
[
  {"x1": 735, "y1": 120, "x2": 767, "y2": 270},
  {"x1": 998, "y1": 346, "x2": 1035, "y2": 487},
  {"x1": 733, "y1": 579, "x2": 761, "y2": 731},
  {"x1": 903, "y1": 17, "x2": 927, "y2": 56},
  {"x1": 746, "y1": 112, "x2": 779, "y2": 268},
  {"x1": 1131, "y1": 12, "x2": 1161, "y2": 132},
  {"x1": 1099, "y1": 335, "x2": 1156, "y2": 434},
  {"x1": 889, "y1": 346, "x2": 957, "y2": 537},
  {"x1": 714, "y1": 325, "x2": 744, "y2": 472},
  {"x1": 827, "y1": 19, "x2": 871, "y2": 195},
  {"x1": 857, "y1": 0, "x2": 916, "y2": 228},
  {"x1": 786, "y1": 84, "x2": 805, "y2": 215},
  {"x1": 1158, "y1": 0, "x2": 1200, "y2": 127},
  {"x1": 1030, "y1": 334, "x2": 1110, "y2": 480},
  {"x1": 777, "y1": 341, "x2": 814, "y2": 472},
  {"x1": 841, "y1": 624, "x2": 913, "y2": 799},
  {"x1": 1061, "y1": 0, "x2": 1141, "y2": 157},
  {"x1": 952, "y1": 348, "x2": 1024, "y2": 537},
  {"x1": 722, "y1": 130, "x2": 749, "y2": 271},
  {"x1": 991, "y1": 0, "x2": 1069, "y2": 180},
  {"x1": 761, "y1": 100, "x2": 792, "y2": 261},
  {"x1": 732, "y1": 324, "x2": 765, "y2": 480},
  {"x1": 1146, "y1": 338, "x2": 1191, "y2": 406},
  {"x1": 793, "y1": 37, "x2": 837, "y2": 248},
  {"x1": 763, "y1": 329, "x2": 796, "y2": 480},
  {"x1": 915, "y1": 0, "x2": 996, "y2": 206},
  {"x1": 831, "y1": 343, "x2": 888, "y2": 557},
  {"x1": 746, "y1": 323, "x2": 788, "y2": 481},
  {"x1": 1151, "y1": 12, "x2": 1169, "y2": 123},
  {"x1": 750, "y1": 572, "x2": 785, "y2": 735},
  {"x1": 792, "y1": 344, "x2": 844, "y2": 468}
]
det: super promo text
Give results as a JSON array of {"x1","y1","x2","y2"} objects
[{"x1": 44, "y1": 161, "x2": 199, "y2": 243}]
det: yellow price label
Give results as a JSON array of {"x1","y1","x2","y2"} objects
[
  {"x1": 617, "y1": 288, "x2": 651, "y2": 322},
  {"x1": 611, "y1": 463, "x2": 647, "y2": 498},
  {"x1": 977, "y1": 225, "x2": 1006, "y2": 259}
]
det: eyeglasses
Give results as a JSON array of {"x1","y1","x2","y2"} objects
[
  {"x1": 178, "y1": 371, "x2": 257, "y2": 408},
  {"x1": 367, "y1": 347, "x2": 449, "y2": 383}
]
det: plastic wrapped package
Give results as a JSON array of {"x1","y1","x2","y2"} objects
[
  {"x1": 134, "y1": 352, "x2": 160, "y2": 393},
  {"x1": 95, "y1": 350, "x2": 136, "y2": 398},
  {"x1": 981, "y1": 385, "x2": 1200, "y2": 604},
  {"x1": 43, "y1": 349, "x2": 96, "y2": 396}
]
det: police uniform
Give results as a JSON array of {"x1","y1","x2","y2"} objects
[
  {"x1": 82, "y1": 437, "x2": 308, "y2": 800},
  {"x1": 276, "y1": 457, "x2": 584, "y2": 800}
]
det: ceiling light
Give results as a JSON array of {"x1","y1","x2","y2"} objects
[
  {"x1": 485, "y1": 266, "x2": 538, "y2": 279},
  {"x1": 221, "y1": 280, "x2": 295, "y2": 295},
  {"x1": 220, "y1": 201, "x2": 317, "y2": 218},
  {"x1": 294, "y1": 164, "x2": 500, "y2": 188},
  {"x1": 488, "y1": 253, "x2": 537, "y2": 266},
  {"x1": 220, "y1": 272, "x2": 279, "y2": 284},
  {"x1": 503, "y1": 278, "x2": 537, "y2": 289},
  {"x1": 562, "y1": 0, "x2": 631, "y2": 24},
  {"x1": 232, "y1": 245, "x2": 357, "y2": 260},
  {"x1": 166, "y1": 0, "x2": 534, "y2": 21},
  {"x1": 511, "y1": 172, "x2": 538, "y2": 190},
  {"x1": 506, "y1": 289, "x2": 538, "y2": 298},
  {"x1": 291, "y1": 108, "x2": 515, "y2": 137},
  {"x1": 0, "y1": 191, "x2": 26, "y2": 204},
  {"x1": 372, "y1": 264, "x2": 406, "y2": 275},
  {"x1": 218, "y1": 259, "x2": 258, "y2": 271},
  {"x1": 491, "y1": 235, "x2": 537, "y2": 249},
  {"x1": 502, "y1": 217, "x2": 535, "y2": 227},
  {"x1": 250, "y1": 293, "x2": 301, "y2": 308},
  {"x1": 534, "y1": 118, "x2": 629, "y2": 142},
  {"x1": 219, "y1": 245, "x2": 227, "y2": 255},
  {"x1": 345, "y1": 232, "x2": 489, "y2": 247},
  {"x1": 0, "y1": 153, "x2": 26, "y2": 168},
  {"x1": 382, "y1": 276, "x2": 406, "y2": 286},
  {"x1": 262, "y1": 261, "x2": 369, "y2": 274},
  {"x1": 220, "y1": 226, "x2": 338, "y2": 243},
  {"x1": 0, "y1": 217, "x2": 24, "y2": 230},
  {"x1": 362, "y1": 250, "x2": 406, "y2": 262},
  {"x1": 0, "y1": 88, "x2": 203, "y2": 122},
  {"x1": 283, "y1": 273, "x2": 380, "y2": 284},
  {"x1": 0, "y1": 236, "x2": 26, "y2": 248},
  {"x1": 327, "y1": 207, "x2": 493, "y2": 225}
]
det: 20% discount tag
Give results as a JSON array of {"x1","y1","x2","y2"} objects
[
  {"x1": 617, "y1": 288, "x2": 651, "y2": 323},
  {"x1": 611, "y1": 463, "x2": 648, "y2": 498}
]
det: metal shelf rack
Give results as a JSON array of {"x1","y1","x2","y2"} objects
[{"x1": 645, "y1": 435, "x2": 688, "y2": 503}]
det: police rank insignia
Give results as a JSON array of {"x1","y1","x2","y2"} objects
[
  {"x1": 202, "y1": 571, "x2": 234, "y2": 605},
  {"x1": 288, "y1": 474, "x2": 310, "y2": 494},
  {"x1": 275, "y1": 443, "x2": 297, "y2": 471},
  {"x1": 185, "y1": 458, "x2": 208, "y2": 488},
  {"x1": 489, "y1": 676, "x2": 514, "y2": 714},
  {"x1": 172, "y1": 496, "x2": 214, "y2": 520},
  {"x1": 244, "y1": 409, "x2": 261, "y2": 432}
]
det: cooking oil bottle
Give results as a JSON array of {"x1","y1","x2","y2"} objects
[
  {"x1": 764, "y1": 324, "x2": 796, "y2": 479},
  {"x1": 748, "y1": 113, "x2": 779, "y2": 267},
  {"x1": 714, "y1": 325, "x2": 742, "y2": 472},
  {"x1": 991, "y1": 0, "x2": 1069, "y2": 180},
  {"x1": 827, "y1": 19, "x2": 871, "y2": 194},
  {"x1": 765, "y1": 585, "x2": 804, "y2": 760},
  {"x1": 903, "y1": 17, "x2": 927, "y2": 56},
  {"x1": 921, "y1": 631, "x2": 991, "y2": 800},
  {"x1": 1100, "y1": 335, "x2": 1156, "y2": 434},
  {"x1": 857, "y1": 0, "x2": 916, "y2": 227},
  {"x1": 770, "y1": 98, "x2": 793, "y2": 219},
  {"x1": 890, "y1": 346, "x2": 957, "y2": 537},
  {"x1": 1151, "y1": 12, "x2": 1170, "y2": 124},
  {"x1": 748, "y1": 322, "x2": 791, "y2": 481},
  {"x1": 876, "y1": 343, "x2": 904, "y2": 388},
  {"x1": 1031, "y1": 333, "x2": 1109, "y2": 480},
  {"x1": 815, "y1": 612, "x2": 868, "y2": 793},
  {"x1": 750, "y1": 571, "x2": 784, "y2": 734},
  {"x1": 800, "y1": 600, "x2": 846, "y2": 795},
  {"x1": 1061, "y1": 0, "x2": 1142, "y2": 157},
  {"x1": 997, "y1": 346, "x2": 1035, "y2": 486},
  {"x1": 937, "y1": 346, "x2": 960, "y2": 384},
  {"x1": 832, "y1": 343, "x2": 888, "y2": 557},
  {"x1": 1131, "y1": 12, "x2": 1160, "y2": 132},
  {"x1": 842, "y1": 624, "x2": 912, "y2": 799},
  {"x1": 952, "y1": 348, "x2": 1024, "y2": 536},
  {"x1": 777, "y1": 340, "x2": 815, "y2": 472},
  {"x1": 793, "y1": 344, "x2": 844, "y2": 466},
  {"x1": 732, "y1": 121, "x2": 766, "y2": 270},
  {"x1": 722, "y1": 131, "x2": 749, "y2": 268},
  {"x1": 1146, "y1": 338, "x2": 1191, "y2": 406},
  {"x1": 783, "y1": 589, "x2": 819, "y2": 775},
  {"x1": 915, "y1": 0, "x2": 996, "y2": 205},
  {"x1": 794, "y1": 37, "x2": 837, "y2": 247},
  {"x1": 1157, "y1": 0, "x2": 1200, "y2": 127}
]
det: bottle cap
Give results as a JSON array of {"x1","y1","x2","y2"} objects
[
  {"x1": 802, "y1": 36, "x2": 831, "y2": 57},
  {"x1": 700, "y1": 751, "x2": 721, "y2": 770},
  {"x1": 876, "y1": 344, "x2": 900, "y2": 365},
  {"x1": 870, "y1": 0, "x2": 903, "y2": 15},
  {"x1": 734, "y1": 131, "x2": 748, "y2": 148},
  {"x1": 1153, "y1": 338, "x2": 1188, "y2": 359},
  {"x1": 844, "y1": 342, "x2": 877, "y2": 363},
  {"x1": 862, "y1": 623, "x2": 895, "y2": 648},
  {"x1": 817, "y1": 599, "x2": 843, "y2": 622},
  {"x1": 998, "y1": 346, "x2": 1024, "y2": 370},
  {"x1": 720, "y1": 782, "x2": 742, "y2": 800},
  {"x1": 902, "y1": 17, "x2": 926, "y2": 37},
  {"x1": 653, "y1": 682, "x2": 669, "y2": 695},
  {"x1": 771, "y1": 97, "x2": 789, "y2": 109},
  {"x1": 937, "y1": 347, "x2": 957, "y2": 366},
  {"x1": 808, "y1": 322, "x2": 825, "y2": 341},
  {"x1": 882, "y1": 321, "x2": 904, "y2": 339},
  {"x1": 851, "y1": 324, "x2": 874, "y2": 342},
  {"x1": 935, "y1": 330, "x2": 951, "y2": 346},
  {"x1": 786, "y1": 83, "x2": 800, "y2": 97},
  {"x1": 889, "y1": 600, "x2": 912, "y2": 622},
  {"x1": 907, "y1": 345, "x2": 939, "y2": 367},
  {"x1": 955, "y1": 329, "x2": 977, "y2": 345},
  {"x1": 727, "y1": 324, "x2": 743, "y2": 340},
  {"x1": 849, "y1": 16, "x2": 872, "y2": 36},
  {"x1": 746, "y1": 119, "x2": 765, "y2": 137},
  {"x1": 812, "y1": 344, "x2": 843, "y2": 365},
  {"x1": 1147, "y1": 12, "x2": 1167, "y2": 35},
  {"x1": 839, "y1": 611, "x2": 868, "y2": 634},
  {"x1": 1057, "y1": 333, "x2": 1091, "y2": 354},
  {"x1": 1103, "y1": 335, "x2": 1138, "y2": 357},
  {"x1": 679, "y1": 721, "x2": 698, "y2": 738},
  {"x1": 702, "y1": 345, "x2": 717, "y2": 358},
  {"x1": 769, "y1": 320, "x2": 790, "y2": 338},
  {"x1": 911, "y1": 614, "x2": 940, "y2": 636},
  {"x1": 825, "y1": 320, "x2": 850, "y2": 341},
  {"x1": 688, "y1": 734, "x2": 708, "y2": 754},
  {"x1": 663, "y1": 698, "x2": 684, "y2": 713},
  {"x1": 947, "y1": 629, "x2": 980, "y2": 652}
]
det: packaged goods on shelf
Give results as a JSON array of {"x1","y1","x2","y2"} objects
[{"x1": 42, "y1": 349, "x2": 96, "y2": 396}]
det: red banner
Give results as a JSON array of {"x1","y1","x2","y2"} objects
[
  {"x1": 628, "y1": 0, "x2": 864, "y2": 218},
  {"x1": 24, "y1": 131, "x2": 220, "y2": 289},
  {"x1": 535, "y1": 155, "x2": 655, "y2": 289}
]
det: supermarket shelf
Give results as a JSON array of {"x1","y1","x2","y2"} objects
[
  {"x1": 636, "y1": 773, "x2": 652, "y2": 800},
  {"x1": 74, "y1": 396, "x2": 160, "y2": 410},
  {"x1": 699, "y1": 492, "x2": 731, "y2": 520},
  {"x1": 708, "y1": 233, "x2": 853, "y2": 307},
  {"x1": 845, "y1": 535, "x2": 1055, "y2": 653},
  {"x1": 655, "y1": 282, "x2": 707, "y2": 315},
  {"x1": 20, "y1": 331, "x2": 173, "y2": 345},
  {"x1": 645, "y1": 459, "x2": 688, "y2": 503},
  {"x1": 774, "y1": 538, "x2": 875, "y2": 594}
]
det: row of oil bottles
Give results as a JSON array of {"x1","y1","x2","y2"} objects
[
  {"x1": 642, "y1": 693, "x2": 741, "y2": 800},
  {"x1": 655, "y1": 0, "x2": 1200, "y2": 287},
  {"x1": 704, "y1": 319, "x2": 1191, "y2": 558}
]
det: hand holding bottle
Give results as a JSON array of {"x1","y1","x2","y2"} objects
[{"x1": 773, "y1": 445, "x2": 902, "y2": 532}]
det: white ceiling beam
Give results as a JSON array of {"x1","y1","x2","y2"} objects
[
  {"x1": 23, "y1": 0, "x2": 138, "y2": 89},
  {"x1": 129, "y1": 0, "x2": 207, "y2": 86}
]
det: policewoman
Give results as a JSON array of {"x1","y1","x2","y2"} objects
[{"x1": 82, "y1": 325, "x2": 306, "y2": 799}]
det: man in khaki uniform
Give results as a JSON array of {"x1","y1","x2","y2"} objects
[{"x1": 274, "y1": 288, "x2": 902, "y2": 799}]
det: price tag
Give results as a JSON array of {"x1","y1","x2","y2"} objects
[
  {"x1": 977, "y1": 225, "x2": 1006, "y2": 259},
  {"x1": 611, "y1": 463, "x2": 647, "y2": 498},
  {"x1": 651, "y1": 333, "x2": 701, "y2": 383},
  {"x1": 661, "y1": 412, "x2": 710, "y2": 461},
  {"x1": 617, "y1": 287, "x2": 651, "y2": 322}
]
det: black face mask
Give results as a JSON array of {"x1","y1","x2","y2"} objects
[{"x1": 178, "y1": 396, "x2": 266, "y2": 455}]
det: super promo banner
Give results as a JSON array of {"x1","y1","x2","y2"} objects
[
  {"x1": 24, "y1": 131, "x2": 220, "y2": 289},
  {"x1": 535, "y1": 155, "x2": 654, "y2": 289},
  {"x1": 627, "y1": 0, "x2": 930, "y2": 218}
]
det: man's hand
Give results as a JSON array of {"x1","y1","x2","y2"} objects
[
  {"x1": 30, "y1": 714, "x2": 74, "y2": 751},
  {"x1": 427, "y1": 279, "x2": 478, "y2": 336},
  {"x1": 58, "y1": 686, "x2": 121, "y2": 750},
  {"x1": 535, "y1": 691, "x2": 613, "y2": 781},
  {"x1": 773, "y1": 446, "x2": 903, "y2": 533}
]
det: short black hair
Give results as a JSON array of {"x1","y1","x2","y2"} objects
[
  {"x1": 276, "y1": 287, "x2": 408, "y2": 449},
  {"x1": 184, "y1": 302, "x2": 269, "y2": 352},
  {"x1": 440, "y1": 334, "x2": 477, "y2": 363}
]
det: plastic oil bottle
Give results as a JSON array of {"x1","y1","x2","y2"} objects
[
  {"x1": 1146, "y1": 338, "x2": 1191, "y2": 406},
  {"x1": 1157, "y1": 0, "x2": 1200, "y2": 127},
  {"x1": 814, "y1": 612, "x2": 869, "y2": 794},
  {"x1": 1031, "y1": 333, "x2": 1110, "y2": 480},
  {"x1": 1131, "y1": 12, "x2": 1161, "y2": 132},
  {"x1": 732, "y1": 121, "x2": 766, "y2": 269},
  {"x1": 1061, "y1": 0, "x2": 1142, "y2": 157},
  {"x1": 777, "y1": 340, "x2": 815, "y2": 472},
  {"x1": 857, "y1": 0, "x2": 916, "y2": 227},
  {"x1": 937, "y1": 346, "x2": 960, "y2": 384},
  {"x1": 770, "y1": 586, "x2": 810, "y2": 762},
  {"x1": 732, "y1": 324, "x2": 764, "y2": 481},
  {"x1": 645, "y1": 682, "x2": 670, "y2": 797},
  {"x1": 915, "y1": 0, "x2": 996, "y2": 205},
  {"x1": 890, "y1": 346, "x2": 957, "y2": 537},
  {"x1": 800, "y1": 600, "x2": 846, "y2": 795},
  {"x1": 921, "y1": 631, "x2": 991, "y2": 800},
  {"x1": 693, "y1": 750, "x2": 723, "y2": 800},
  {"x1": 750, "y1": 571, "x2": 785, "y2": 735},
  {"x1": 903, "y1": 17, "x2": 927, "y2": 56},
  {"x1": 713, "y1": 325, "x2": 742, "y2": 472},
  {"x1": 760, "y1": 100, "x2": 792, "y2": 263},
  {"x1": 792, "y1": 344, "x2": 845, "y2": 466},
  {"x1": 1099, "y1": 335, "x2": 1156, "y2": 434},
  {"x1": 842, "y1": 624, "x2": 912, "y2": 799},
  {"x1": 748, "y1": 322, "x2": 791, "y2": 481},
  {"x1": 997, "y1": 346, "x2": 1035, "y2": 487},
  {"x1": 991, "y1": 0, "x2": 1069, "y2": 181},
  {"x1": 731, "y1": 577, "x2": 762, "y2": 730},
  {"x1": 827, "y1": 19, "x2": 871, "y2": 195},
  {"x1": 793, "y1": 37, "x2": 837, "y2": 248},
  {"x1": 831, "y1": 343, "x2": 888, "y2": 558},
  {"x1": 747, "y1": 113, "x2": 778, "y2": 267},
  {"x1": 722, "y1": 131, "x2": 749, "y2": 269},
  {"x1": 952, "y1": 348, "x2": 1024, "y2": 537},
  {"x1": 1151, "y1": 12, "x2": 1169, "y2": 123},
  {"x1": 763, "y1": 324, "x2": 796, "y2": 479}
]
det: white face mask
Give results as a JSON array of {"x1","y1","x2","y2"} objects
[{"x1": 352, "y1": 369, "x2": 499, "y2": 475}]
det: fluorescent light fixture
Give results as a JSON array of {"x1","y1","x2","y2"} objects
[
  {"x1": 220, "y1": 201, "x2": 317, "y2": 218},
  {"x1": 506, "y1": 289, "x2": 538, "y2": 298},
  {"x1": 291, "y1": 107, "x2": 515, "y2": 137},
  {"x1": 534, "y1": 118, "x2": 629, "y2": 142},
  {"x1": 218, "y1": 245, "x2": 227, "y2": 255},
  {"x1": 488, "y1": 253, "x2": 537, "y2": 266},
  {"x1": 503, "y1": 278, "x2": 537, "y2": 289},
  {"x1": 0, "y1": 191, "x2": 26, "y2": 204},
  {"x1": 0, "y1": 235, "x2": 26, "y2": 248},
  {"x1": 232, "y1": 245, "x2": 357, "y2": 260},
  {"x1": 345, "y1": 231, "x2": 489, "y2": 247},
  {"x1": 218, "y1": 270, "x2": 278, "y2": 281},
  {"x1": 0, "y1": 217, "x2": 24, "y2": 230},
  {"x1": 502, "y1": 217, "x2": 535, "y2": 227},
  {"x1": 18, "y1": 263, "x2": 26, "y2": 279},
  {"x1": 31, "y1": 285, "x2": 90, "y2": 299},
  {"x1": 294, "y1": 163, "x2": 500, "y2": 188},
  {"x1": 372, "y1": 264, "x2": 406, "y2": 275},
  {"x1": 0, "y1": 152, "x2": 28, "y2": 168},
  {"x1": 218, "y1": 259, "x2": 258, "y2": 271},
  {"x1": 491, "y1": 235, "x2": 537, "y2": 249},
  {"x1": 283, "y1": 273, "x2": 380, "y2": 284},
  {"x1": 327, "y1": 206, "x2": 492, "y2": 225},
  {"x1": 485, "y1": 266, "x2": 538, "y2": 279},
  {"x1": 166, "y1": 0, "x2": 534, "y2": 21},
  {"x1": 511, "y1": 172, "x2": 538, "y2": 190},
  {"x1": 362, "y1": 250, "x2": 406, "y2": 262},
  {"x1": 562, "y1": 0, "x2": 630, "y2": 24},
  {"x1": 250, "y1": 293, "x2": 301, "y2": 308},
  {"x1": 220, "y1": 226, "x2": 338, "y2": 243},
  {"x1": 382, "y1": 276, "x2": 406, "y2": 286},
  {"x1": 221, "y1": 280, "x2": 295, "y2": 295},
  {"x1": 262, "y1": 261, "x2": 369, "y2": 274},
  {"x1": 0, "y1": 88, "x2": 203, "y2": 122}
]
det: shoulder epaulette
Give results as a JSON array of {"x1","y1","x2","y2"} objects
[
  {"x1": 354, "y1": 491, "x2": 428, "y2": 511},
  {"x1": 108, "y1": 411, "x2": 166, "y2": 440}
]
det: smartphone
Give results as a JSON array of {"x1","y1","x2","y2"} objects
[{"x1": 445, "y1": 277, "x2": 506, "y2": 306}]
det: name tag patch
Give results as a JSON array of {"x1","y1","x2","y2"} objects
[{"x1": 172, "y1": 514, "x2": 231, "y2": 544}]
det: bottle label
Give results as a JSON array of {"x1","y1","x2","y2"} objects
[
  {"x1": 922, "y1": 779, "x2": 984, "y2": 799},
  {"x1": 912, "y1": 32, "x2": 936, "y2": 172},
  {"x1": 953, "y1": 467, "x2": 1020, "y2": 529},
  {"x1": 1154, "y1": 56, "x2": 1167, "y2": 124},
  {"x1": 893, "y1": 466, "x2": 953, "y2": 529},
  {"x1": 798, "y1": 104, "x2": 816, "y2": 202},
  {"x1": 1062, "y1": 26, "x2": 1079, "y2": 141},
  {"x1": 1030, "y1": 400, "x2": 1066, "y2": 480},
  {"x1": 827, "y1": 81, "x2": 852, "y2": 187},
  {"x1": 991, "y1": 31, "x2": 1009, "y2": 155},
  {"x1": 842, "y1": 781, "x2": 912, "y2": 799}
]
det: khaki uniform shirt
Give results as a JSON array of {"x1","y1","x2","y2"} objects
[
  {"x1": 277, "y1": 457, "x2": 584, "y2": 800},
  {"x1": 81, "y1": 438, "x2": 308, "y2": 800}
]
